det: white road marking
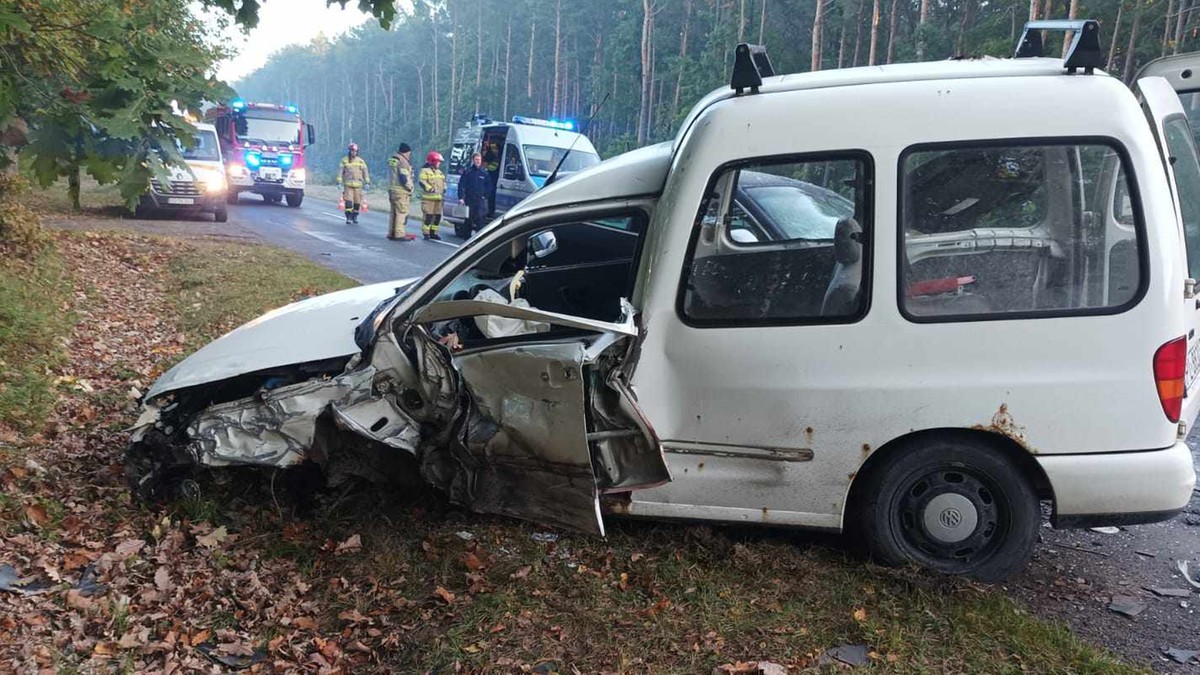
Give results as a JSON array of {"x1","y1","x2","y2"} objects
[
  {"x1": 428, "y1": 238, "x2": 460, "y2": 248},
  {"x1": 303, "y1": 230, "x2": 365, "y2": 251}
]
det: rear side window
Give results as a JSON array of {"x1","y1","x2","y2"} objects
[
  {"x1": 899, "y1": 141, "x2": 1144, "y2": 321},
  {"x1": 1163, "y1": 117, "x2": 1200, "y2": 281},
  {"x1": 679, "y1": 153, "x2": 872, "y2": 326}
]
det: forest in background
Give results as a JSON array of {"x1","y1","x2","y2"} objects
[{"x1": 234, "y1": 0, "x2": 1200, "y2": 180}]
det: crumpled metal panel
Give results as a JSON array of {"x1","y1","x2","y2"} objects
[
  {"x1": 330, "y1": 395, "x2": 421, "y2": 452},
  {"x1": 416, "y1": 337, "x2": 607, "y2": 535},
  {"x1": 188, "y1": 367, "x2": 376, "y2": 467}
]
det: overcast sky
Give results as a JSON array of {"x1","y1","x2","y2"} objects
[{"x1": 214, "y1": 0, "x2": 373, "y2": 83}]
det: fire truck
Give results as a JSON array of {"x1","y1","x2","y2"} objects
[{"x1": 205, "y1": 99, "x2": 315, "y2": 207}]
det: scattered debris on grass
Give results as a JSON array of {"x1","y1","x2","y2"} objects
[
  {"x1": 1107, "y1": 595, "x2": 1148, "y2": 618},
  {"x1": 818, "y1": 644, "x2": 871, "y2": 668}
]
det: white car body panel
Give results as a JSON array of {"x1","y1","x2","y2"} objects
[
  {"x1": 624, "y1": 62, "x2": 1190, "y2": 528},
  {"x1": 146, "y1": 278, "x2": 418, "y2": 399},
  {"x1": 134, "y1": 56, "x2": 1198, "y2": 541}
]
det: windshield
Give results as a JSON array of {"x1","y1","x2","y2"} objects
[
  {"x1": 180, "y1": 130, "x2": 220, "y2": 161},
  {"x1": 238, "y1": 114, "x2": 300, "y2": 145},
  {"x1": 522, "y1": 145, "x2": 600, "y2": 177},
  {"x1": 742, "y1": 185, "x2": 854, "y2": 240}
]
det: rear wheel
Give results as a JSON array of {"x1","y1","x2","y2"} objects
[
  {"x1": 854, "y1": 437, "x2": 1039, "y2": 582},
  {"x1": 286, "y1": 193, "x2": 303, "y2": 208},
  {"x1": 214, "y1": 205, "x2": 228, "y2": 223}
]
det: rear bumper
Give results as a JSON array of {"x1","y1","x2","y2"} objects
[{"x1": 1038, "y1": 440, "x2": 1196, "y2": 528}]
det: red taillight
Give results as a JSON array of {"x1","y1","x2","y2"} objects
[{"x1": 1153, "y1": 336, "x2": 1187, "y2": 422}]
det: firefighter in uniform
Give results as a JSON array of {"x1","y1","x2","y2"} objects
[
  {"x1": 337, "y1": 143, "x2": 371, "y2": 224},
  {"x1": 387, "y1": 142, "x2": 414, "y2": 240},
  {"x1": 418, "y1": 151, "x2": 446, "y2": 240}
]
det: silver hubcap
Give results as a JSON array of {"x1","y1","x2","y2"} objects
[{"x1": 922, "y1": 493, "x2": 978, "y2": 543}]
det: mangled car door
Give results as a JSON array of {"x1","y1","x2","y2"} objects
[{"x1": 403, "y1": 299, "x2": 670, "y2": 535}]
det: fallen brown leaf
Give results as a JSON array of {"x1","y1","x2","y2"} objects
[{"x1": 434, "y1": 586, "x2": 455, "y2": 604}]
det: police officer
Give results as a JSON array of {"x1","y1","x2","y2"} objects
[
  {"x1": 457, "y1": 152, "x2": 492, "y2": 238},
  {"x1": 418, "y1": 150, "x2": 446, "y2": 240},
  {"x1": 337, "y1": 143, "x2": 370, "y2": 224},
  {"x1": 387, "y1": 143, "x2": 414, "y2": 240}
]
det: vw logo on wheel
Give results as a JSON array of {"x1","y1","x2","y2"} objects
[{"x1": 939, "y1": 507, "x2": 963, "y2": 529}]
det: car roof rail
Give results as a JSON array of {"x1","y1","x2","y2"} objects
[
  {"x1": 731, "y1": 43, "x2": 775, "y2": 95},
  {"x1": 1014, "y1": 19, "x2": 1103, "y2": 75}
]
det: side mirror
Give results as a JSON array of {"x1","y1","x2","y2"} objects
[
  {"x1": 306, "y1": 123, "x2": 316, "y2": 146},
  {"x1": 729, "y1": 228, "x2": 759, "y2": 244},
  {"x1": 529, "y1": 230, "x2": 558, "y2": 259}
]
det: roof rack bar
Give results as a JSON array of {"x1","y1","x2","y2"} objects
[
  {"x1": 1014, "y1": 19, "x2": 1103, "y2": 75},
  {"x1": 731, "y1": 43, "x2": 775, "y2": 95}
]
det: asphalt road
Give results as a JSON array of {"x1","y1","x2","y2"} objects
[{"x1": 227, "y1": 192, "x2": 461, "y2": 283}]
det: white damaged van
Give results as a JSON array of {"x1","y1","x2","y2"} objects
[{"x1": 128, "y1": 21, "x2": 1197, "y2": 580}]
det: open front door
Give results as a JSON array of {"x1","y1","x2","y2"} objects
[
  {"x1": 1139, "y1": 75, "x2": 1200, "y2": 427},
  {"x1": 405, "y1": 299, "x2": 670, "y2": 535}
]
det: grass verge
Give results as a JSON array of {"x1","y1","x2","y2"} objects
[
  {"x1": 164, "y1": 239, "x2": 357, "y2": 349},
  {"x1": 0, "y1": 245, "x2": 71, "y2": 431}
]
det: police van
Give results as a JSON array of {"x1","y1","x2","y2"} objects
[{"x1": 443, "y1": 114, "x2": 601, "y2": 238}]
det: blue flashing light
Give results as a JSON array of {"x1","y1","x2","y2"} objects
[
  {"x1": 279, "y1": 153, "x2": 294, "y2": 167},
  {"x1": 245, "y1": 151, "x2": 262, "y2": 168},
  {"x1": 231, "y1": 97, "x2": 247, "y2": 110},
  {"x1": 511, "y1": 115, "x2": 576, "y2": 131},
  {"x1": 286, "y1": 104, "x2": 298, "y2": 114}
]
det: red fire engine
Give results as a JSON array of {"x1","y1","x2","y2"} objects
[{"x1": 205, "y1": 99, "x2": 315, "y2": 207}]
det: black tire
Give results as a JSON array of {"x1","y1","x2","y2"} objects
[
  {"x1": 214, "y1": 205, "x2": 228, "y2": 223},
  {"x1": 286, "y1": 193, "x2": 303, "y2": 208},
  {"x1": 226, "y1": 190, "x2": 239, "y2": 204},
  {"x1": 264, "y1": 193, "x2": 282, "y2": 205},
  {"x1": 854, "y1": 437, "x2": 1039, "y2": 582}
]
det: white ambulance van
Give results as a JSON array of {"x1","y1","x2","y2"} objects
[{"x1": 130, "y1": 21, "x2": 1198, "y2": 580}]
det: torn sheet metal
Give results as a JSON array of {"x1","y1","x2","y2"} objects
[
  {"x1": 418, "y1": 338, "x2": 607, "y2": 535},
  {"x1": 330, "y1": 395, "x2": 421, "y2": 452},
  {"x1": 413, "y1": 298, "x2": 638, "y2": 337},
  {"x1": 188, "y1": 367, "x2": 376, "y2": 467}
]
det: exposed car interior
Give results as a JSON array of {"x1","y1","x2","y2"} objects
[
  {"x1": 902, "y1": 144, "x2": 1142, "y2": 318},
  {"x1": 682, "y1": 163, "x2": 866, "y2": 322},
  {"x1": 419, "y1": 216, "x2": 644, "y2": 348}
]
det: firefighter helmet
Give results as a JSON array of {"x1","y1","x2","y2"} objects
[{"x1": 427, "y1": 150, "x2": 443, "y2": 164}]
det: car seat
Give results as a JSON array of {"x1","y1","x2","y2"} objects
[{"x1": 821, "y1": 217, "x2": 864, "y2": 316}]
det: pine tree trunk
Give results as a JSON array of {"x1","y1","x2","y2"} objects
[
  {"x1": 1123, "y1": 7, "x2": 1142, "y2": 84},
  {"x1": 637, "y1": 0, "x2": 654, "y2": 146},
  {"x1": 503, "y1": 12, "x2": 512, "y2": 119},
  {"x1": 527, "y1": 17, "x2": 537, "y2": 100},
  {"x1": 1164, "y1": 0, "x2": 1176, "y2": 56},
  {"x1": 1108, "y1": 1, "x2": 1123, "y2": 70},
  {"x1": 1062, "y1": 0, "x2": 1079, "y2": 58},
  {"x1": 552, "y1": 0, "x2": 562, "y2": 117},
  {"x1": 1174, "y1": 0, "x2": 1192, "y2": 53},
  {"x1": 674, "y1": 0, "x2": 692, "y2": 112},
  {"x1": 811, "y1": 0, "x2": 824, "y2": 71},
  {"x1": 852, "y1": 0, "x2": 865, "y2": 66},
  {"x1": 448, "y1": 6, "x2": 458, "y2": 146},
  {"x1": 886, "y1": 0, "x2": 899, "y2": 63},
  {"x1": 868, "y1": 0, "x2": 881, "y2": 65},
  {"x1": 956, "y1": 0, "x2": 973, "y2": 56},
  {"x1": 432, "y1": 22, "x2": 440, "y2": 139},
  {"x1": 837, "y1": 18, "x2": 847, "y2": 68},
  {"x1": 758, "y1": 0, "x2": 767, "y2": 43},
  {"x1": 916, "y1": 0, "x2": 930, "y2": 59},
  {"x1": 738, "y1": 0, "x2": 746, "y2": 42},
  {"x1": 475, "y1": 2, "x2": 483, "y2": 114}
]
